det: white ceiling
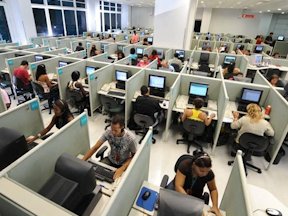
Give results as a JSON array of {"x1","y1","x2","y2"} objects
[{"x1": 111, "y1": 0, "x2": 288, "y2": 14}]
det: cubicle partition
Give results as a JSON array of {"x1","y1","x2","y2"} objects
[
  {"x1": 30, "y1": 36, "x2": 49, "y2": 46},
  {"x1": 0, "y1": 42, "x2": 19, "y2": 48},
  {"x1": 263, "y1": 88, "x2": 288, "y2": 170},
  {"x1": 165, "y1": 48, "x2": 173, "y2": 61},
  {"x1": 71, "y1": 39, "x2": 87, "y2": 52},
  {"x1": 0, "y1": 98, "x2": 44, "y2": 138},
  {"x1": 115, "y1": 56, "x2": 130, "y2": 66},
  {"x1": 8, "y1": 44, "x2": 34, "y2": 50},
  {"x1": 218, "y1": 53, "x2": 249, "y2": 75},
  {"x1": 0, "y1": 94, "x2": 7, "y2": 113},
  {"x1": 123, "y1": 44, "x2": 134, "y2": 57},
  {"x1": 190, "y1": 39, "x2": 199, "y2": 50},
  {"x1": 198, "y1": 40, "x2": 216, "y2": 50},
  {"x1": 272, "y1": 41, "x2": 288, "y2": 57},
  {"x1": 215, "y1": 41, "x2": 233, "y2": 53},
  {"x1": 0, "y1": 50, "x2": 18, "y2": 70},
  {"x1": 25, "y1": 46, "x2": 50, "y2": 53},
  {"x1": 89, "y1": 52, "x2": 113, "y2": 63},
  {"x1": 56, "y1": 38, "x2": 74, "y2": 49},
  {"x1": 101, "y1": 128, "x2": 152, "y2": 216},
  {"x1": 65, "y1": 50, "x2": 87, "y2": 59},
  {"x1": 220, "y1": 151, "x2": 253, "y2": 216},
  {"x1": 43, "y1": 47, "x2": 67, "y2": 56},
  {"x1": 231, "y1": 43, "x2": 249, "y2": 52},
  {"x1": 253, "y1": 71, "x2": 270, "y2": 86},
  {"x1": 43, "y1": 38, "x2": 57, "y2": 48},
  {"x1": 147, "y1": 59, "x2": 158, "y2": 69}
]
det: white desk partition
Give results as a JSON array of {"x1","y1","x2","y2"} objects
[
  {"x1": 56, "y1": 38, "x2": 74, "y2": 49},
  {"x1": 273, "y1": 41, "x2": 288, "y2": 57},
  {"x1": 4, "y1": 113, "x2": 90, "y2": 192},
  {"x1": 43, "y1": 38, "x2": 57, "y2": 48},
  {"x1": 8, "y1": 44, "x2": 34, "y2": 50},
  {"x1": 0, "y1": 42, "x2": 19, "y2": 48},
  {"x1": 90, "y1": 52, "x2": 110, "y2": 62},
  {"x1": 101, "y1": 128, "x2": 152, "y2": 216},
  {"x1": 65, "y1": 50, "x2": 87, "y2": 59},
  {"x1": 123, "y1": 44, "x2": 134, "y2": 57},
  {"x1": 30, "y1": 36, "x2": 49, "y2": 46},
  {"x1": 43, "y1": 48, "x2": 67, "y2": 56},
  {"x1": 253, "y1": 71, "x2": 270, "y2": 86},
  {"x1": 0, "y1": 98, "x2": 44, "y2": 138},
  {"x1": 190, "y1": 39, "x2": 199, "y2": 50},
  {"x1": 105, "y1": 43, "x2": 117, "y2": 55},
  {"x1": 115, "y1": 56, "x2": 130, "y2": 65},
  {"x1": 0, "y1": 50, "x2": 18, "y2": 71},
  {"x1": 25, "y1": 46, "x2": 50, "y2": 53},
  {"x1": 0, "y1": 93, "x2": 7, "y2": 113},
  {"x1": 147, "y1": 59, "x2": 158, "y2": 69},
  {"x1": 220, "y1": 151, "x2": 253, "y2": 216},
  {"x1": 264, "y1": 88, "x2": 288, "y2": 170}
]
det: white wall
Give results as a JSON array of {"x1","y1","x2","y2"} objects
[
  {"x1": 121, "y1": 5, "x2": 131, "y2": 29},
  {"x1": 131, "y1": 7, "x2": 154, "y2": 29},
  {"x1": 268, "y1": 14, "x2": 288, "y2": 39},
  {"x1": 208, "y1": 9, "x2": 273, "y2": 38},
  {"x1": 86, "y1": 0, "x2": 100, "y2": 32},
  {"x1": 201, "y1": 8, "x2": 212, "y2": 33},
  {"x1": 195, "y1": 8, "x2": 203, "y2": 20}
]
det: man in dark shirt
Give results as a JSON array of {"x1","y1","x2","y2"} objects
[
  {"x1": 75, "y1": 42, "x2": 85, "y2": 51},
  {"x1": 134, "y1": 85, "x2": 162, "y2": 121},
  {"x1": 265, "y1": 32, "x2": 273, "y2": 45}
]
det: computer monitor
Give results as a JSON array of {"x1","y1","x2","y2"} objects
[
  {"x1": 117, "y1": 45, "x2": 124, "y2": 52},
  {"x1": 253, "y1": 54, "x2": 263, "y2": 65},
  {"x1": 158, "y1": 188, "x2": 204, "y2": 216},
  {"x1": 156, "y1": 49, "x2": 164, "y2": 59},
  {"x1": 101, "y1": 43, "x2": 105, "y2": 51},
  {"x1": 0, "y1": 127, "x2": 28, "y2": 171},
  {"x1": 115, "y1": 70, "x2": 129, "y2": 82},
  {"x1": 58, "y1": 61, "x2": 68, "y2": 67},
  {"x1": 148, "y1": 75, "x2": 165, "y2": 91},
  {"x1": 240, "y1": 88, "x2": 263, "y2": 104},
  {"x1": 136, "y1": 47, "x2": 144, "y2": 55},
  {"x1": 86, "y1": 66, "x2": 96, "y2": 75},
  {"x1": 175, "y1": 50, "x2": 185, "y2": 59},
  {"x1": 224, "y1": 56, "x2": 236, "y2": 65},
  {"x1": 254, "y1": 45, "x2": 264, "y2": 53},
  {"x1": 34, "y1": 55, "x2": 44, "y2": 62},
  {"x1": 124, "y1": 35, "x2": 128, "y2": 40},
  {"x1": 236, "y1": 44, "x2": 242, "y2": 49},
  {"x1": 277, "y1": 35, "x2": 285, "y2": 41},
  {"x1": 42, "y1": 55, "x2": 51, "y2": 60},
  {"x1": 189, "y1": 82, "x2": 209, "y2": 98},
  {"x1": 147, "y1": 37, "x2": 153, "y2": 43}
]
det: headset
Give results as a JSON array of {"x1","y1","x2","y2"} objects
[{"x1": 192, "y1": 148, "x2": 211, "y2": 163}]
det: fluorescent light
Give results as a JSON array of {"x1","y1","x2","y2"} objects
[
  {"x1": 267, "y1": 10, "x2": 271, "y2": 12},
  {"x1": 278, "y1": 8, "x2": 282, "y2": 11}
]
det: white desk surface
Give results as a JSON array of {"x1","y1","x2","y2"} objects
[
  {"x1": 129, "y1": 181, "x2": 226, "y2": 216},
  {"x1": 47, "y1": 73, "x2": 57, "y2": 81},
  {"x1": 249, "y1": 184, "x2": 288, "y2": 216},
  {"x1": 248, "y1": 64, "x2": 288, "y2": 72},
  {"x1": 131, "y1": 91, "x2": 170, "y2": 110},
  {"x1": 1, "y1": 68, "x2": 9, "y2": 74},
  {"x1": 190, "y1": 62, "x2": 215, "y2": 71},
  {"x1": 98, "y1": 81, "x2": 126, "y2": 100}
]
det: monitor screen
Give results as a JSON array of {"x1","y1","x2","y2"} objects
[
  {"x1": 124, "y1": 35, "x2": 128, "y2": 40},
  {"x1": 277, "y1": 36, "x2": 285, "y2": 41},
  {"x1": 157, "y1": 49, "x2": 164, "y2": 59},
  {"x1": 241, "y1": 88, "x2": 263, "y2": 103},
  {"x1": 101, "y1": 43, "x2": 105, "y2": 51},
  {"x1": 58, "y1": 61, "x2": 68, "y2": 67},
  {"x1": 147, "y1": 37, "x2": 153, "y2": 43},
  {"x1": 175, "y1": 50, "x2": 185, "y2": 58},
  {"x1": 254, "y1": 54, "x2": 263, "y2": 65},
  {"x1": 14, "y1": 53, "x2": 25, "y2": 57},
  {"x1": 34, "y1": 55, "x2": 44, "y2": 62},
  {"x1": 115, "y1": 70, "x2": 128, "y2": 82},
  {"x1": 255, "y1": 45, "x2": 264, "y2": 52},
  {"x1": 136, "y1": 48, "x2": 144, "y2": 55},
  {"x1": 148, "y1": 75, "x2": 165, "y2": 90},
  {"x1": 86, "y1": 66, "x2": 96, "y2": 75},
  {"x1": 224, "y1": 56, "x2": 236, "y2": 65},
  {"x1": 189, "y1": 82, "x2": 209, "y2": 97}
]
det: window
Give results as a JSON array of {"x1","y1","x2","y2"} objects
[
  {"x1": 64, "y1": 10, "x2": 77, "y2": 35},
  {"x1": 49, "y1": 9, "x2": 64, "y2": 36},
  {"x1": 100, "y1": 1, "x2": 122, "y2": 31},
  {"x1": 111, "y1": 13, "x2": 116, "y2": 29},
  {"x1": 117, "y1": 14, "x2": 121, "y2": 29},
  {"x1": 62, "y1": 1, "x2": 74, "y2": 7},
  {"x1": 0, "y1": 6, "x2": 11, "y2": 42},
  {"x1": 32, "y1": 8, "x2": 48, "y2": 36},
  {"x1": 48, "y1": 0, "x2": 61, "y2": 5},
  {"x1": 104, "y1": 12, "x2": 110, "y2": 31},
  {"x1": 76, "y1": 3, "x2": 85, "y2": 8},
  {"x1": 77, "y1": 11, "x2": 87, "y2": 34},
  {"x1": 31, "y1": 0, "x2": 44, "y2": 4}
]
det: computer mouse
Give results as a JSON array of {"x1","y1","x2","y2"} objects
[
  {"x1": 142, "y1": 190, "x2": 151, "y2": 200},
  {"x1": 266, "y1": 208, "x2": 282, "y2": 216}
]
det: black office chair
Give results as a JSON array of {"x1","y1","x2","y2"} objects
[
  {"x1": 198, "y1": 64, "x2": 211, "y2": 73},
  {"x1": 13, "y1": 76, "x2": 32, "y2": 104},
  {"x1": 131, "y1": 58, "x2": 138, "y2": 66},
  {"x1": 228, "y1": 133, "x2": 270, "y2": 175},
  {"x1": 100, "y1": 95, "x2": 124, "y2": 130},
  {"x1": 160, "y1": 154, "x2": 209, "y2": 205},
  {"x1": 176, "y1": 119, "x2": 206, "y2": 153},
  {"x1": 170, "y1": 63, "x2": 181, "y2": 72},
  {"x1": 198, "y1": 53, "x2": 209, "y2": 66},
  {"x1": 66, "y1": 88, "x2": 89, "y2": 114},
  {"x1": 134, "y1": 113, "x2": 159, "y2": 144},
  {"x1": 31, "y1": 81, "x2": 54, "y2": 114}
]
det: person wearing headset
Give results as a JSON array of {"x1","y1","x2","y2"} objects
[
  {"x1": 26, "y1": 99, "x2": 74, "y2": 144},
  {"x1": 167, "y1": 150, "x2": 222, "y2": 216},
  {"x1": 83, "y1": 115, "x2": 137, "y2": 180}
]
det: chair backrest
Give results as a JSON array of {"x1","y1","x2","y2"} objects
[
  {"x1": 134, "y1": 113, "x2": 155, "y2": 128},
  {"x1": 13, "y1": 76, "x2": 25, "y2": 89},
  {"x1": 170, "y1": 63, "x2": 181, "y2": 72},
  {"x1": 66, "y1": 88, "x2": 84, "y2": 105},
  {"x1": 131, "y1": 58, "x2": 138, "y2": 66},
  {"x1": 100, "y1": 95, "x2": 123, "y2": 113},
  {"x1": 199, "y1": 53, "x2": 209, "y2": 65},
  {"x1": 183, "y1": 119, "x2": 206, "y2": 136},
  {"x1": 174, "y1": 154, "x2": 193, "y2": 173},
  {"x1": 31, "y1": 81, "x2": 45, "y2": 96},
  {"x1": 198, "y1": 64, "x2": 211, "y2": 73},
  {"x1": 239, "y1": 133, "x2": 269, "y2": 153}
]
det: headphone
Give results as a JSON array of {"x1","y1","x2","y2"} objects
[{"x1": 192, "y1": 149, "x2": 210, "y2": 163}]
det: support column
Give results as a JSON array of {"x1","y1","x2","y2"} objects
[
  {"x1": 153, "y1": 0, "x2": 198, "y2": 49},
  {"x1": 200, "y1": 8, "x2": 212, "y2": 33}
]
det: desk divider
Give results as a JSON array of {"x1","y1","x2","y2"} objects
[
  {"x1": 253, "y1": 71, "x2": 270, "y2": 86},
  {"x1": 125, "y1": 70, "x2": 145, "y2": 127},
  {"x1": 105, "y1": 43, "x2": 117, "y2": 55},
  {"x1": 273, "y1": 41, "x2": 288, "y2": 57},
  {"x1": 115, "y1": 56, "x2": 130, "y2": 65},
  {"x1": 30, "y1": 36, "x2": 49, "y2": 46},
  {"x1": 231, "y1": 43, "x2": 248, "y2": 53},
  {"x1": 43, "y1": 47, "x2": 67, "y2": 56},
  {"x1": 25, "y1": 46, "x2": 50, "y2": 53},
  {"x1": 192, "y1": 50, "x2": 218, "y2": 66},
  {"x1": 101, "y1": 128, "x2": 152, "y2": 216},
  {"x1": 224, "y1": 81, "x2": 270, "y2": 106},
  {"x1": 147, "y1": 59, "x2": 158, "y2": 69},
  {"x1": 239, "y1": 55, "x2": 249, "y2": 76},
  {"x1": 122, "y1": 44, "x2": 134, "y2": 57},
  {"x1": 65, "y1": 50, "x2": 87, "y2": 59},
  {"x1": 165, "y1": 49, "x2": 173, "y2": 61},
  {"x1": 86, "y1": 41, "x2": 101, "y2": 57},
  {"x1": 143, "y1": 46, "x2": 153, "y2": 56},
  {"x1": 0, "y1": 98, "x2": 44, "y2": 138},
  {"x1": 0, "y1": 50, "x2": 18, "y2": 70},
  {"x1": 43, "y1": 38, "x2": 57, "y2": 48},
  {"x1": 4, "y1": 113, "x2": 90, "y2": 192},
  {"x1": 270, "y1": 58, "x2": 288, "y2": 67},
  {"x1": 56, "y1": 38, "x2": 74, "y2": 49},
  {"x1": 0, "y1": 93, "x2": 7, "y2": 113},
  {"x1": 215, "y1": 41, "x2": 233, "y2": 53},
  {"x1": 0, "y1": 42, "x2": 19, "y2": 48},
  {"x1": 90, "y1": 52, "x2": 109, "y2": 62},
  {"x1": 216, "y1": 66, "x2": 223, "y2": 79},
  {"x1": 220, "y1": 151, "x2": 253, "y2": 216},
  {"x1": 190, "y1": 39, "x2": 199, "y2": 50},
  {"x1": 263, "y1": 88, "x2": 288, "y2": 170},
  {"x1": 276, "y1": 87, "x2": 285, "y2": 96},
  {"x1": 8, "y1": 44, "x2": 34, "y2": 50}
]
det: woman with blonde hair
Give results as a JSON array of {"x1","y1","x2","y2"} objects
[{"x1": 231, "y1": 103, "x2": 274, "y2": 143}]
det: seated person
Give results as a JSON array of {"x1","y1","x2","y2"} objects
[
  {"x1": 13, "y1": 60, "x2": 34, "y2": 97},
  {"x1": 243, "y1": 49, "x2": 251, "y2": 56},
  {"x1": 82, "y1": 115, "x2": 136, "y2": 180},
  {"x1": 160, "y1": 60, "x2": 175, "y2": 72},
  {"x1": 89, "y1": 45, "x2": 97, "y2": 57},
  {"x1": 117, "y1": 51, "x2": 125, "y2": 60},
  {"x1": 0, "y1": 88, "x2": 11, "y2": 109},
  {"x1": 135, "y1": 85, "x2": 163, "y2": 121},
  {"x1": 168, "y1": 53, "x2": 182, "y2": 70},
  {"x1": 67, "y1": 71, "x2": 89, "y2": 97},
  {"x1": 142, "y1": 38, "x2": 149, "y2": 46},
  {"x1": 222, "y1": 62, "x2": 241, "y2": 80},
  {"x1": 181, "y1": 98, "x2": 215, "y2": 126},
  {"x1": 268, "y1": 74, "x2": 280, "y2": 87},
  {"x1": 167, "y1": 150, "x2": 223, "y2": 216},
  {"x1": 265, "y1": 32, "x2": 273, "y2": 45},
  {"x1": 26, "y1": 99, "x2": 74, "y2": 144},
  {"x1": 231, "y1": 103, "x2": 274, "y2": 144},
  {"x1": 35, "y1": 64, "x2": 59, "y2": 101},
  {"x1": 129, "y1": 47, "x2": 138, "y2": 60},
  {"x1": 75, "y1": 42, "x2": 84, "y2": 51},
  {"x1": 137, "y1": 54, "x2": 150, "y2": 68},
  {"x1": 149, "y1": 49, "x2": 161, "y2": 65},
  {"x1": 272, "y1": 52, "x2": 280, "y2": 58}
]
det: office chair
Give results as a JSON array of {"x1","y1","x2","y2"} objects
[
  {"x1": 228, "y1": 133, "x2": 269, "y2": 175},
  {"x1": 198, "y1": 64, "x2": 211, "y2": 73},
  {"x1": 31, "y1": 81, "x2": 53, "y2": 114},
  {"x1": 283, "y1": 83, "x2": 288, "y2": 101},
  {"x1": 160, "y1": 154, "x2": 209, "y2": 205},
  {"x1": 170, "y1": 63, "x2": 181, "y2": 72},
  {"x1": 176, "y1": 119, "x2": 206, "y2": 153},
  {"x1": 198, "y1": 53, "x2": 209, "y2": 66},
  {"x1": 134, "y1": 113, "x2": 159, "y2": 144},
  {"x1": 100, "y1": 95, "x2": 124, "y2": 130},
  {"x1": 66, "y1": 88, "x2": 88, "y2": 114},
  {"x1": 265, "y1": 68, "x2": 281, "y2": 79},
  {"x1": 131, "y1": 58, "x2": 138, "y2": 66},
  {"x1": 13, "y1": 76, "x2": 32, "y2": 104}
]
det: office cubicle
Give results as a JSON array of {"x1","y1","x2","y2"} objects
[
  {"x1": 71, "y1": 39, "x2": 87, "y2": 52},
  {"x1": 272, "y1": 41, "x2": 288, "y2": 57},
  {"x1": 231, "y1": 43, "x2": 249, "y2": 52},
  {"x1": 65, "y1": 50, "x2": 87, "y2": 59},
  {"x1": 269, "y1": 58, "x2": 288, "y2": 81},
  {"x1": 253, "y1": 71, "x2": 271, "y2": 86},
  {"x1": 0, "y1": 42, "x2": 19, "y2": 48},
  {"x1": 30, "y1": 36, "x2": 49, "y2": 47},
  {"x1": 190, "y1": 50, "x2": 219, "y2": 75},
  {"x1": 0, "y1": 50, "x2": 19, "y2": 71},
  {"x1": 217, "y1": 53, "x2": 249, "y2": 75},
  {"x1": 8, "y1": 44, "x2": 34, "y2": 50},
  {"x1": 215, "y1": 41, "x2": 233, "y2": 53},
  {"x1": 198, "y1": 40, "x2": 216, "y2": 51},
  {"x1": 220, "y1": 151, "x2": 253, "y2": 216},
  {"x1": 43, "y1": 38, "x2": 57, "y2": 48},
  {"x1": 43, "y1": 47, "x2": 67, "y2": 56},
  {"x1": 25, "y1": 46, "x2": 50, "y2": 53},
  {"x1": 0, "y1": 94, "x2": 7, "y2": 113},
  {"x1": 56, "y1": 38, "x2": 74, "y2": 49}
]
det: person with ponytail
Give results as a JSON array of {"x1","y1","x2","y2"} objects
[{"x1": 231, "y1": 103, "x2": 274, "y2": 143}]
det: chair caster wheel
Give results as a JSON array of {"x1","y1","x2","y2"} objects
[
  {"x1": 152, "y1": 140, "x2": 156, "y2": 144},
  {"x1": 228, "y1": 162, "x2": 233, "y2": 166},
  {"x1": 257, "y1": 170, "x2": 262, "y2": 174}
]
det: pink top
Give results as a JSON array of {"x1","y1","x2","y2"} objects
[
  {"x1": 137, "y1": 60, "x2": 149, "y2": 68},
  {"x1": 0, "y1": 88, "x2": 10, "y2": 105},
  {"x1": 131, "y1": 34, "x2": 139, "y2": 44}
]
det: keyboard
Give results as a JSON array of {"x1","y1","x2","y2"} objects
[
  {"x1": 107, "y1": 91, "x2": 125, "y2": 97},
  {"x1": 89, "y1": 162, "x2": 115, "y2": 183},
  {"x1": 237, "y1": 104, "x2": 247, "y2": 112}
]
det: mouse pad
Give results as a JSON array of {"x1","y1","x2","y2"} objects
[{"x1": 136, "y1": 187, "x2": 158, "y2": 212}]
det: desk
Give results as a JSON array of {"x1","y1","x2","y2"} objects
[
  {"x1": 98, "y1": 81, "x2": 126, "y2": 100},
  {"x1": 47, "y1": 73, "x2": 57, "y2": 81},
  {"x1": 129, "y1": 181, "x2": 226, "y2": 216},
  {"x1": 190, "y1": 62, "x2": 215, "y2": 71}
]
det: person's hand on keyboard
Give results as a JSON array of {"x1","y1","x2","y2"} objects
[
  {"x1": 113, "y1": 167, "x2": 125, "y2": 180},
  {"x1": 209, "y1": 113, "x2": 216, "y2": 119}
]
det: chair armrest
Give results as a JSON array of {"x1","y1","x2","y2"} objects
[
  {"x1": 95, "y1": 146, "x2": 108, "y2": 160},
  {"x1": 160, "y1": 175, "x2": 169, "y2": 188}
]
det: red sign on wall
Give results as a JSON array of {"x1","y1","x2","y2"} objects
[{"x1": 242, "y1": 14, "x2": 256, "y2": 19}]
